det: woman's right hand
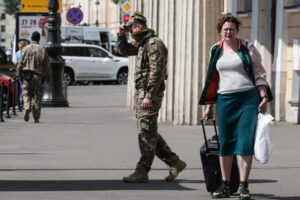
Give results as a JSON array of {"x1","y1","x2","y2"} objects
[{"x1": 204, "y1": 104, "x2": 214, "y2": 120}]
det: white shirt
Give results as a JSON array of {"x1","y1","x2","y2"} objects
[{"x1": 216, "y1": 51, "x2": 254, "y2": 94}]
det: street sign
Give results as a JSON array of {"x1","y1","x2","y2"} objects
[
  {"x1": 21, "y1": 0, "x2": 62, "y2": 13},
  {"x1": 66, "y1": 8, "x2": 83, "y2": 25},
  {"x1": 121, "y1": 1, "x2": 132, "y2": 13}
]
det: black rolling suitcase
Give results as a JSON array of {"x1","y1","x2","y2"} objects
[{"x1": 200, "y1": 118, "x2": 240, "y2": 194}]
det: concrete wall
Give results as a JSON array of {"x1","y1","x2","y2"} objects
[{"x1": 286, "y1": 10, "x2": 300, "y2": 122}]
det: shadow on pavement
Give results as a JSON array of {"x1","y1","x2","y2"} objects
[
  {"x1": 0, "y1": 180, "x2": 195, "y2": 191},
  {"x1": 0, "y1": 167, "x2": 201, "y2": 171},
  {"x1": 69, "y1": 105, "x2": 125, "y2": 109},
  {"x1": 249, "y1": 194, "x2": 300, "y2": 200},
  {"x1": 272, "y1": 197, "x2": 300, "y2": 200},
  {"x1": 250, "y1": 179, "x2": 278, "y2": 184}
]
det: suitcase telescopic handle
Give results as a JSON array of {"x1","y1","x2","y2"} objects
[{"x1": 200, "y1": 118, "x2": 220, "y2": 152}]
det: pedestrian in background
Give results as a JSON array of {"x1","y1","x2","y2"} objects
[
  {"x1": 17, "y1": 31, "x2": 52, "y2": 123},
  {"x1": 13, "y1": 39, "x2": 28, "y2": 108},
  {"x1": 118, "y1": 11, "x2": 186, "y2": 183},
  {"x1": 13, "y1": 40, "x2": 27, "y2": 65},
  {"x1": 199, "y1": 15, "x2": 269, "y2": 200}
]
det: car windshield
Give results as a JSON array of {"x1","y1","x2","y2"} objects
[{"x1": 87, "y1": 47, "x2": 108, "y2": 57}]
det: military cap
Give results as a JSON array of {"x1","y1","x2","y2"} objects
[{"x1": 125, "y1": 11, "x2": 147, "y2": 26}]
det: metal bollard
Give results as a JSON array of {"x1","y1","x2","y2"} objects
[
  {"x1": 17, "y1": 77, "x2": 23, "y2": 112},
  {"x1": 5, "y1": 79, "x2": 11, "y2": 118},
  {"x1": 12, "y1": 77, "x2": 17, "y2": 116},
  {"x1": 63, "y1": 80, "x2": 68, "y2": 100},
  {"x1": 0, "y1": 81, "x2": 4, "y2": 122}
]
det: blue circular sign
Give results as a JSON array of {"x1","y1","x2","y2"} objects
[{"x1": 66, "y1": 8, "x2": 83, "y2": 25}]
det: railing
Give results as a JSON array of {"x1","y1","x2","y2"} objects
[{"x1": 0, "y1": 77, "x2": 23, "y2": 123}]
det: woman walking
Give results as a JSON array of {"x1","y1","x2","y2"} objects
[{"x1": 199, "y1": 15, "x2": 269, "y2": 200}]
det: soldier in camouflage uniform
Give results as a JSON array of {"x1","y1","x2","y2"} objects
[
  {"x1": 17, "y1": 32, "x2": 51, "y2": 123},
  {"x1": 118, "y1": 11, "x2": 186, "y2": 183}
]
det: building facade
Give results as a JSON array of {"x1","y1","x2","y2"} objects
[
  {"x1": 126, "y1": 0, "x2": 300, "y2": 124},
  {"x1": 0, "y1": 0, "x2": 16, "y2": 51},
  {"x1": 61, "y1": 0, "x2": 121, "y2": 36}
]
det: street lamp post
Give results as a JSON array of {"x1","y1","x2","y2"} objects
[
  {"x1": 42, "y1": 0, "x2": 68, "y2": 107},
  {"x1": 95, "y1": 0, "x2": 100, "y2": 27}
]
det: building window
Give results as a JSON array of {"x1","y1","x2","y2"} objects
[
  {"x1": 220, "y1": 0, "x2": 224, "y2": 13},
  {"x1": 237, "y1": 0, "x2": 252, "y2": 13},
  {"x1": 0, "y1": 13, "x2": 5, "y2": 20},
  {"x1": 1, "y1": 26, "x2": 5, "y2": 32},
  {"x1": 286, "y1": 0, "x2": 300, "y2": 7},
  {"x1": 222, "y1": 0, "x2": 232, "y2": 14},
  {"x1": 1, "y1": 39, "x2": 5, "y2": 42}
]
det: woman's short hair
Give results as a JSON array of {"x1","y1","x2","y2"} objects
[{"x1": 217, "y1": 14, "x2": 241, "y2": 33}]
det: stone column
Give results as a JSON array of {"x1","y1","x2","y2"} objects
[
  {"x1": 128, "y1": 0, "x2": 221, "y2": 125},
  {"x1": 272, "y1": 0, "x2": 288, "y2": 120}
]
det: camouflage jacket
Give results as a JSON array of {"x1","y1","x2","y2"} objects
[
  {"x1": 118, "y1": 30, "x2": 168, "y2": 100},
  {"x1": 17, "y1": 41, "x2": 52, "y2": 78}
]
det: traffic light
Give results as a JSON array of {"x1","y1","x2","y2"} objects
[{"x1": 123, "y1": 15, "x2": 130, "y2": 23}]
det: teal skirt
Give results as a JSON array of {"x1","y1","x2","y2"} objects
[{"x1": 216, "y1": 88, "x2": 260, "y2": 156}]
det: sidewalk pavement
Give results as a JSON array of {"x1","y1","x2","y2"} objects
[{"x1": 0, "y1": 85, "x2": 299, "y2": 200}]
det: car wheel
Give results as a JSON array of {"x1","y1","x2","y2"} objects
[
  {"x1": 64, "y1": 70, "x2": 75, "y2": 85},
  {"x1": 117, "y1": 69, "x2": 128, "y2": 85}
]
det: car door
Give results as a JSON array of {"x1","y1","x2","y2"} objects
[
  {"x1": 63, "y1": 47, "x2": 91, "y2": 79},
  {"x1": 87, "y1": 47, "x2": 116, "y2": 79}
]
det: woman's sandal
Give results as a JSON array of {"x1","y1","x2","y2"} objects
[
  {"x1": 239, "y1": 181, "x2": 251, "y2": 200},
  {"x1": 211, "y1": 180, "x2": 230, "y2": 199}
]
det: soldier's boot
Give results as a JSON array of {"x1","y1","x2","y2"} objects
[
  {"x1": 122, "y1": 169, "x2": 149, "y2": 183},
  {"x1": 33, "y1": 119, "x2": 40, "y2": 123},
  {"x1": 24, "y1": 109, "x2": 30, "y2": 122},
  {"x1": 165, "y1": 159, "x2": 187, "y2": 182}
]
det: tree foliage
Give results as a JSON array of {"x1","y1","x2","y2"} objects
[
  {"x1": 3, "y1": 0, "x2": 20, "y2": 16},
  {"x1": 111, "y1": 0, "x2": 119, "y2": 5}
]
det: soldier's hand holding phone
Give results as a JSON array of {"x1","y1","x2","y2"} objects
[{"x1": 119, "y1": 23, "x2": 130, "y2": 36}]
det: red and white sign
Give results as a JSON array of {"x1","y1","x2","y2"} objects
[{"x1": 66, "y1": 8, "x2": 83, "y2": 25}]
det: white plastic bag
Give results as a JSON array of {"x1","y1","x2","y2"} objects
[{"x1": 254, "y1": 113, "x2": 274, "y2": 164}]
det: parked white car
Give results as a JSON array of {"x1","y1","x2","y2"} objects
[{"x1": 62, "y1": 43, "x2": 128, "y2": 85}]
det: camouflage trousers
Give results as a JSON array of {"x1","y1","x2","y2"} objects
[
  {"x1": 22, "y1": 75, "x2": 44, "y2": 120},
  {"x1": 136, "y1": 112, "x2": 179, "y2": 172}
]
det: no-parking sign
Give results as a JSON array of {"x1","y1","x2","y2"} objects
[{"x1": 66, "y1": 8, "x2": 83, "y2": 25}]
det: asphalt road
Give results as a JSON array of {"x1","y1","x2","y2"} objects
[{"x1": 0, "y1": 85, "x2": 299, "y2": 200}]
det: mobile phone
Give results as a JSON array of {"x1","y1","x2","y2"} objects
[{"x1": 123, "y1": 24, "x2": 132, "y2": 32}]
